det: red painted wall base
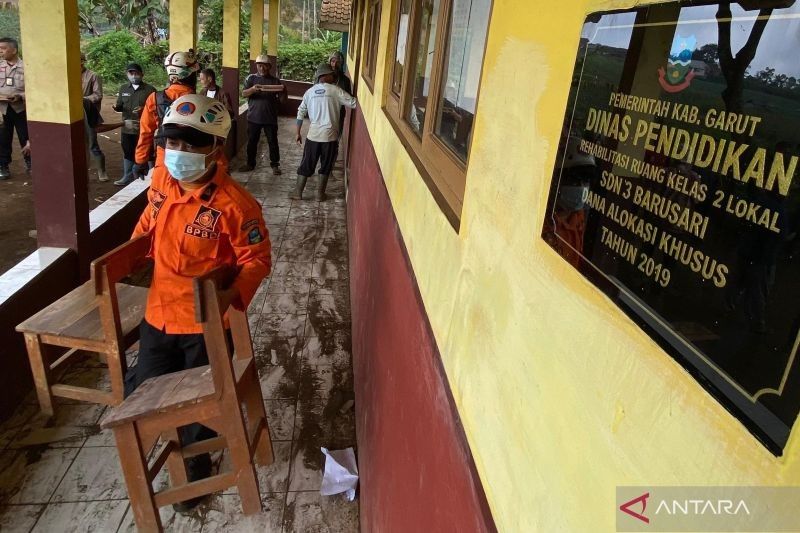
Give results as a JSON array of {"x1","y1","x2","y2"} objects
[{"x1": 347, "y1": 108, "x2": 496, "y2": 532}]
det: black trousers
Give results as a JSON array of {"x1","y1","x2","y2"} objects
[
  {"x1": 121, "y1": 132, "x2": 138, "y2": 162},
  {"x1": 298, "y1": 139, "x2": 338, "y2": 177},
  {"x1": 124, "y1": 320, "x2": 219, "y2": 447},
  {"x1": 247, "y1": 122, "x2": 280, "y2": 168},
  {"x1": 0, "y1": 107, "x2": 30, "y2": 166}
]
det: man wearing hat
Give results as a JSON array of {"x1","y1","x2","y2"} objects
[
  {"x1": 81, "y1": 52, "x2": 110, "y2": 182},
  {"x1": 328, "y1": 50, "x2": 352, "y2": 137},
  {"x1": 112, "y1": 63, "x2": 155, "y2": 186},
  {"x1": 127, "y1": 94, "x2": 271, "y2": 509},
  {"x1": 293, "y1": 63, "x2": 357, "y2": 201},
  {"x1": 240, "y1": 55, "x2": 286, "y2": 174}
]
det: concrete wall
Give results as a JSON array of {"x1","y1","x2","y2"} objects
[
  {"x1": 347, "y1": 0, "x2": 800, "y2": 530},
  {"x1": 347, "y1": 108, "x2": 495, "y2": 532}
]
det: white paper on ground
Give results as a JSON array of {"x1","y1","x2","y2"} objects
[{"x1": 320, "y1": 447, "x2": 359, "y2": 501}]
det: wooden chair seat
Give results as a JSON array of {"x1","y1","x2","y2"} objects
[
  {"x1": 17, "y1": 282, "x2": 147, "y2": 346},
  {"x1": 102, "y1": 358, "x2": 251, "y2": 427}
]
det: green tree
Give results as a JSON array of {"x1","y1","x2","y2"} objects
[
  {"x1": 84, "y1": 30, "x2": 152, "y2": 88},
  {"x1": 198, "y1": 0, "x2": 250, "y2": 43},
  {"x1": 0, "y1": 8, "x2": 20, "y2": 42}
]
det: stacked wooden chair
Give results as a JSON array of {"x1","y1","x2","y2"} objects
[{"x1": 100, "y1": 266, "x2": 273, "y2": 532}]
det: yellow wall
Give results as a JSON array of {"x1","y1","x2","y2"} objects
[
  {"x1": 222, "y1": 0, "x2": 240, "y2": 68},
  {"x1": 349, "y1": 0, "x2": 800, "y2": 531},
  {"x1": 19, "y1": 0, "x2": 83, "y2": 124},
  {"x1": 169, "y1": 0, "x2": 198, "y2": 52}
]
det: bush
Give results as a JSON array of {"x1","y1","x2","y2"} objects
[
  {"x1": 84, "y1": 31, "x2": 152, "y2": 90},
  {"x1": 277, "y1": 41, "x2": 341, "y2": 82}
]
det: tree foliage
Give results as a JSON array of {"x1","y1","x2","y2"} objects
[
  {"x1": 84, "y1": 31, "x2": 159, "y2": 88},
  {"x1": 277, "y1": 41, "x2": 341, "y2": 82}
]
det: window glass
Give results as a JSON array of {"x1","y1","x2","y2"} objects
[
  {"x1": 365, "y1": 1, "x2": 383, "y2": 81},
  {"x1": 434, "y1": 0, "x2": 491, "y2": 161},
  {"x1": 406, "y1": 0, "x2": 441, "y2": 136},
  {"x1": 392, "y1": 0, "x2": 413, "y2": 95}
]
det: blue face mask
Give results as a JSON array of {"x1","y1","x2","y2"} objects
[
  {"x1": 557, "y1": 185, "x2": 589, "y2": 211},
  {"x1": 164, "y1": 148, "x2": 213, "y2": 182}
]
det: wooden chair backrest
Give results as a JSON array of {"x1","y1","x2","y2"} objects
[
  {"x1": 193, "y1": 266, "x2": 255, "y2": 401},
  {"x1": 90, "y1": 233, "x2": 152, "y2": 348}
]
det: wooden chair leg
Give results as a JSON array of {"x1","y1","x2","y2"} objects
[
  {"x1": 226, "y1": 410, "x2": 262, "y2": 515},
  {"x1": 113, "y1": 423, "x2": 162, "y2": 533},
  {"x1": 106, "y1": 348, "x2": 126, "y2": 406},
  {"x1": 24, "y1": 334, "x2": 54, "y2": 416},
  {"x1": 163, "y1": 429, "x2": 189, "y2": 488},
  {"x1": 245, "y1": 371, "x2": 273, "y2": 466}
]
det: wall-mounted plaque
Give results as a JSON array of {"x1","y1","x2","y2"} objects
[{"x1": 543, "y1": 0, "x2": 800, "y2": 454}]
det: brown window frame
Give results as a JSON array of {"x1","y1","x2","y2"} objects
[
  {"x1": 349, "y1": 0, "x2": 365, "y2": 93},
  {"x1": 362, "y1": 0, "x2": 383, "y2": 91},
  {"x1": 383, "y1": 0, "x2": 492, "y2": 229}
]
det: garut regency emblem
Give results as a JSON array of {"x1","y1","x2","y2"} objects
[{"x1": 658, "y1": 34, "x2": 697, "y2": 93}]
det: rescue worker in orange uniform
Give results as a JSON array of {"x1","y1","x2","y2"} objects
[
  {"x1": 134, "y1": 51, "x2": 199, "y2": 173},
  {"x1": 126, "y1": 94, "x2": 271, "y2": 511}
]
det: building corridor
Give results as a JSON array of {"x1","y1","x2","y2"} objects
[{"x1": 0, "y1": 118, "x2": 359, "y2": 532}]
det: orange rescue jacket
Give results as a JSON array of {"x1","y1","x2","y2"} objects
[
  {"x1": 135, "y1": 83, "x2": 195, "y2": 167},
  {"x1": 133, "y1": 159, "x2": 271, "y2": 334}
]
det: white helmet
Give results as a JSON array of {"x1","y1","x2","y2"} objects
[
  {"x1": 162, "y1": 94, "x2": 231, "y2": 139},
  {"x1": 563, "y1": 135, "x2": 596, "y2": 168},
  {"x1": 164, "y1": 50, "x2": 199, "y2": 83}
]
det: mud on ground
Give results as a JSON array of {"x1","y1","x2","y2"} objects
[{"x1": 0, "y1": 100, "x2": 134, "y2": 275}]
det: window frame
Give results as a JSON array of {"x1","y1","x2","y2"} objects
[
  {"x1": 362, "y1": 0, "x2": 383, "y2": 91},
  {"x1": 349, "y1": 0, "x2": 365, "y2": 94},
  {"x1": 383, "y1": 0, "x2": 492, "y2": 228}
]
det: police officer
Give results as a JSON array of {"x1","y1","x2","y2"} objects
[
  {"x1": 134, "y1": 50, "x2": 199, "y2": 173},
  {"x1": 127, "y1": 94, "x2": 271, "y2": 511},
  {"x1": 113, "y1": 63, "x2": 155, "y2": 186},
  {"x1": 0, "y1": 37, "x2": 28, "y2": 179}
]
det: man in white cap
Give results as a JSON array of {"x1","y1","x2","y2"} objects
[
  {"x1": 126, "y1": 94, "x2": 271, "y2": 510},
  {"x1": 240, "y1": 55, "x2": 286, "y2": 174},
  {"x1": 292, "y1": 62, "x2": 357, "y2": 201}
]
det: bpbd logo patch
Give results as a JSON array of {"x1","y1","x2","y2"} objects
[{"x1": 186, "y1": 205, "x2": 222, "y2": 239}]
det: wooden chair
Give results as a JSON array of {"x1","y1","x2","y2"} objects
[
  {"x1": 16, "y1": 234, "x2": 151, "y2": 415},
  {"x1": 100, "y1": 266, "x2": 273, "y2": 533}
]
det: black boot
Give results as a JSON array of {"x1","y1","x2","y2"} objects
[
  {"x1": 316, "y1": 174, "x2": 330, "y2": 201},
  {"x1": 172, "y1": 453, "x2": 212, "y2": 513},
  {"x1": 290, "y1": 175, "x2": 308, "y2": 200}
]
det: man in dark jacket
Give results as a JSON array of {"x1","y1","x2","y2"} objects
[
  {"x1": 113, "y1": 63, "x2": 155, "y2": 186},
  {"x1": 328, "y1": 50, "x2": 352, "y2": 137}
]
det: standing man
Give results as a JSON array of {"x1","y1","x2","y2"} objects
[
  {"x1": 328, "y1": 50, "x2": 352, "y2": 138},
  {"x1": 113, "y1": 63, "x2": 155, "y2": 186},
  {"x1": 127, "y1": 94, "x2": 271, "y2": 510},
  {"x1": 240, "y1": 55, "x2": 286, "y2": 174},
  {"x1": 293, "y1": 63, "x2": 356, "y2": 201},
  {"x1": 134, "y1": 50, "x2": 199, "y2": 172},
  {"x1": 81, "y1": 52, "x2": 110, "y2": 182},
  {"x1": 0, "y1": 37, "x2": 29, "y2": 179},
  {"x1": 199, "y1": 68, "x2": 235, "y2": 118}
]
